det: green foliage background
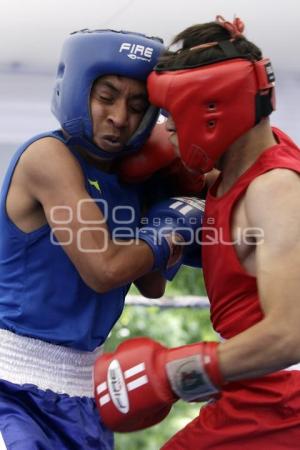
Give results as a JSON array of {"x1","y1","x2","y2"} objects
[{"x1": 104, "y1": 267, "x2": 216, "y2": 450}]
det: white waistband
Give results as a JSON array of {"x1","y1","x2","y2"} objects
[{"x1": 0, "y1": 329, "x2": 103, "y2": 397}]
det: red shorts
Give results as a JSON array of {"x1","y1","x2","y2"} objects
[{"x1": 161, "y1": 370, "x2": 300, "y2": 449}]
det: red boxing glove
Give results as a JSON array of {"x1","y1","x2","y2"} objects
[
  {"x1": 94, "y1": 337, "x2": 222, "y2": 432},
  {"x1": 118, "y1": 122, "x2": 177, "y2": 183},
  {"x1": 118, "y1": 122, "x2": 205, "y2": 195},
  {"x1": 162, "y1": 158, "x2": 205, "y2": 196}
]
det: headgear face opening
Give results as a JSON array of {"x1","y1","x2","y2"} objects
[
  {"x1": 148, "y1": 57, "x2": 275, "y2": 173},
  {"x1": 51, "y1": 29, "x2": 164, "y2": 158}
]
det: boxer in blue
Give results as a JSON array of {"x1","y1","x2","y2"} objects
[
  {"x1": 0, "y1": 28, "x2": 204, "y2": 449},
  {"x1": 0, "y1": 29, "x2": 186, "y2": 450}
]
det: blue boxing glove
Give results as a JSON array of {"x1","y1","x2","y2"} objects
[{"x1": 137, "y1": 197, "x2": 204, "y2": 279}]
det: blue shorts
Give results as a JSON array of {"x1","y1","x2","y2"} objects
[{"x1": 0, "y1": 380, "x2": 114, "y2": 450}]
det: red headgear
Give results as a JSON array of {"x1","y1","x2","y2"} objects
[{"x1": 148, "y1": 20, "x2": 275, "y2": 173}]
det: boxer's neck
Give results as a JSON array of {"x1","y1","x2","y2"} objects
[{"x1": 216, "y1": 119, "x2": 277, "y2": 196}]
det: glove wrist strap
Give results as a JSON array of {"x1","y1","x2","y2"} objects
[
  {"x1": 202, "y1": 341, "x2": 224, "y2": 388},
  {"x1": 137, "y1": 229, "x2": 171, "y2": 270}
]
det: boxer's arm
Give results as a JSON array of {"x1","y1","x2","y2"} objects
[
  {"x1": 218, "y1": 168, "x2": 300, "y2": 380},
  {"x1": 21, "y1": 138, "x2": 166, "y2": 293}
]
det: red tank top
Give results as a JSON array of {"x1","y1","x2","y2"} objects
[{"x1": 202, "y1": 128, "x2": 300, "y2": 339}]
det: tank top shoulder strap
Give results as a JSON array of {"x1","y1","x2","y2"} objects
[
  {"x1": 209, "y1": 129, "x2": 300, "y2": 205},
  {"x1": 0, "y1": 130, "x2": 68, "y2": 201}
]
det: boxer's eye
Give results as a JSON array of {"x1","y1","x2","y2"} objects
[
  {"x1": 128, "y1": 100, "x2": 148, "y2": 114},
  {"x1": 99, "y1": 95, "x2": 114, "y2": 103}
]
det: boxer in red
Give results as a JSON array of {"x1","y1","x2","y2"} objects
[{"x1": 95, "y1": 16, "x2": 300, "y2": 449}]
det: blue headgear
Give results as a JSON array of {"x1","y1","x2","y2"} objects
[{"x1": 51, "y1": 29, "x2": 164, "y2": 158}]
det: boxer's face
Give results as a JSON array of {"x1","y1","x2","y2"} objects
[
  {"x1": 165, "y1": 114, "x2": 180, "y2": 156},
  {"x1": 90, "y1": 75, "x2": 149, "y2": 153}
]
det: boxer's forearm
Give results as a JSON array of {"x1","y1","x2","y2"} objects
[{"x1": 218, "y1": 316, "x2": 298, "y2": 381}]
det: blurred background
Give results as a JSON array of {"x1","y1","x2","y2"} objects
[{"x1": 1, "y1": 1, "x2": 299, "y2": 448}]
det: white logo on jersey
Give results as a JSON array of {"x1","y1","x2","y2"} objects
[{"x1": 119, "y1": 42, "x2": 154, "y2": 62}]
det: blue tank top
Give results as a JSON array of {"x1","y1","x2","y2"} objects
[{"x1": 0, "y1": 130, "x2": 141, "y2": 351}]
